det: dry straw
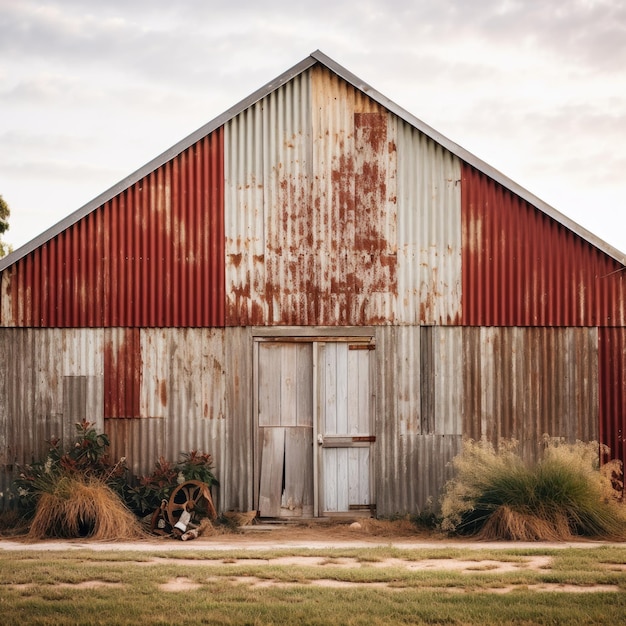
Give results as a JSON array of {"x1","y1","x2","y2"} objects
[{"x1": 27, "y1": 476, "x2": 146, "y2": 541}]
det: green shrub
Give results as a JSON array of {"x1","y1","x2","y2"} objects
[
  {"x1": 12, "y1": 420, "x2": 127, "y2": 518},
  {"x1": 123, "y1": 451, "x2": 219, "y2": 517},
  {"x1": 440, "y1": 438, "x2": 626, "y2": 540}
]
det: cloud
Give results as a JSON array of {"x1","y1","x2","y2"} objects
[{"x1": 0, "y1": 0, "x2": 625, "y2": 252}]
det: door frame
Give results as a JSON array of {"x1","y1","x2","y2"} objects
[{"x1": 252, "y1": 328, "x2": 376, "y2": 518}]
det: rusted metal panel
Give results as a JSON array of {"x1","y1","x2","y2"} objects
[
  {"x1": 1, "y1": 132, "x2": 225, "y2": 328},
  {"x1": 225, "y1": 66, "x2": 398, "y2": 326},
  {"x1": 598, "y1": 328, "x2": 626, "y2": 476},
  {"x1": 462, "y1": 327, "x2": 599, "y2": 460},
  {"x1": 396, "y1": 121, "x2": 462, "y2": 324},
  {"x1": 106, "y1": 327, "x2": 252, "y2": 513},
  {"x1": 104, "y1": 328, "x2": 141, "y2": 419},
  {"x1": 421, "y1": 327, "x2": 464, "y2": 435},
  {"x1": 311, "y1": 67, "x2": 397, "y2": 325},
  {"x1": 462, "y1": 163, "x2": 626, "y2": 326}
]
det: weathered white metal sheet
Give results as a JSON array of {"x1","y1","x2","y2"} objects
[{"x1": 396, "y1": 120, "x2": 462, "y2": 324}]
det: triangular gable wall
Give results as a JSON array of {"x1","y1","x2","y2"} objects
[{"x1": 0, "y1": 53, "x2": 624, "y2": 329}]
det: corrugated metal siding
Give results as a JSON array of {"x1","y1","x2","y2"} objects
[
  {"x1": 0, "y1": 132, "x2": 225, "y2": 328},
  {"x1": 104, "y1": 328, "x2": 141, "y2": 418},
  {"x1": 0, "y1": 329, "x2": 104, "y2": 466},
  {"x1": 598, "y1": 328, "x2": 626, "y2": 474},
  {"x1": 396, "y1": 121, "x2": 462, "y2": 324},
  {"x1": 462, "y1": 327, "x2": 599, "y2": 460},
  {"x1": 0, "y1": 327, "x2": 252, "y2": 513},
  {"x1": 462, "y1": 163, "x2": 626, "y2": 326},
  {"x1": 373, "y1": 325, "x2": 600, "y2": 515},
  {"x1": 225, "y1": 66, "x2": 399, "y2": 326},
  {"x1": 374, "y1": 326, "x2": 463, "y2": 515},
  {"x1": 104, "y1": 327, "x2": 253, "y2": 513}
]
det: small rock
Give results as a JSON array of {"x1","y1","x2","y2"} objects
[{"x1": 349, "y1": 522, "x2": 362, "y2": 530}]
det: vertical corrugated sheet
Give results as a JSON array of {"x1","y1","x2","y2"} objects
[
  {"x1": 372, "y1": 325, "x2": 600, "y2": 515},
  {"x1": 310, "y1": 66, "x2": 397, "y2": 324},
  {"x1": 225, "y1": 66, "x2": 399, "y2": 326},
  {"x1": 598, "y1": 328, "x2": 626, "y2": 478},
  {"x1": 462, "y1": 163, "x2": 626, "y2": 326},
  {"x1": 104, "y1": 327, "x2": 253, "y2": 513},
  {"x1": 0, "y1": 327, "x2": 253, "y2": 513},
  {"x1": 396, "y1": 121, "x2": 462, "y2": 324},
  {"x1": 104, "y1": 328, "x2": 141, "y2": 418},
  {"x1": 374, "y1": 326, "x2": 463, "y2": 515},
  {"x1": 1, "y1": 131, "x2": 224, "y2": 328},
  {"x1": 0, "y1": 329, "x2": 103, "y2": 466},
  {"x1": 462, "y1": 327, "x2": 599, "y2": 460}
]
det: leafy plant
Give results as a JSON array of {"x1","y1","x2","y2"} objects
[
  {"x1": 12, "y1": 420, "x2": 127, "y2": 518},
  {"x1": 440, "y1": 437, "x2": 626, "y2": 540},
  {"x1": 124, "y1": 451, "x2": 218, "y2": 517}
]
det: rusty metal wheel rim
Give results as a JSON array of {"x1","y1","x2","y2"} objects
[{"x1": 166, "y1": 480, "x2": 215, "y2": 528}]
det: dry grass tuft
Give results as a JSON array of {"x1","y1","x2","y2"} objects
[
  {"x1": 441, "y1": 438, "x2": 626, "y2": 541},
  {"x1": 354, "y1": 517, "x2": 420, "y2": 536},
  {"x1": 222, "y1": 510, "x2": 258, "y2": 527},
  {"x1": 27, "y1": 476, "x2": 146, "y2": 541},
  {"x1": 476, "y1": 506, "x2": 570, "y2": 541}
]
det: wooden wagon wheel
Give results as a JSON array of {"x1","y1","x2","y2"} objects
[{"x1": 166, "y1": 480, "x2": 217, "y2": 531}]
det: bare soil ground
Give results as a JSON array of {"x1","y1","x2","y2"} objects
[{"x1": 2, "y1": 519, "x2": 623, "y2": 593}]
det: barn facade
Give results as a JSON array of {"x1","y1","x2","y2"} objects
[{"x1": 1, "y1": 51, "x2": 625, "y2": 517}]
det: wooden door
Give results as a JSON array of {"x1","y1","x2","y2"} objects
[
  {"x1": 256, "y1": 342, "x2": 314, "y2": 518},
  {"x1": 318, "y1": 342, "x2": 375, "y2": 515}
]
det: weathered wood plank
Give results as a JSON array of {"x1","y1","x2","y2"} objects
[{"x1": 258, "y1": 427, "x2": 285, "y2": 517}]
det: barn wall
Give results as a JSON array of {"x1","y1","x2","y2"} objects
[
  {"x1": 373, "y1": 325, "x2": 599, "y2": 516},
  {"x1": 462, "y1": 163, "x2": 626, "y2": 326},
  {"x1": 0, "y1": 324, "x2": 611, "y2": 514},
  {"x1": 0, "y1": 132, "x2": 225, "y2": 328},
  {"x1": 598, "y1": 328, "x2": 626, "y2": 471},
  {"x1": 0, "y1": 327, "x2": 252, "y2": 514},
  {"x1": 0, "y1": 328, "x2": 104, "y2": 468}
]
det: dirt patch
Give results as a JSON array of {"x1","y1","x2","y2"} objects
[
  {"x1": 10, "y1": 581, "x2": 123, "y2": 590},
  {"x1": 136, "y1": 554, "x2": 552, "y2": 572},
  {"x1": 159, "y1": 575, "x2": 620, "y2": 593},
  {"x1": 159, "y1": 577, "x2": 202, "y2": 592}
]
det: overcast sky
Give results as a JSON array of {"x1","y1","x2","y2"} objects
[{"x1": 1, "y1": 0, "x2": 625, "y2": 256}]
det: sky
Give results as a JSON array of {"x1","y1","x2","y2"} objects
[{"x1": 1, "y1": 0, "x2": 625, "y2": 257}]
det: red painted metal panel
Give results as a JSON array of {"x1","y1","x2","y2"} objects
[
  {"x1": 462, "y1": 163, "x2": 626, "y2": 326},
  {"x1": 598, "y1": 328, "x2": 626, "y2": 488},
  {"x1": 3, "y1": 129, "x2": 225, "y2": 328},
  {"x1": 104, "y1": 328, "x2": 141, "y2": 418}
]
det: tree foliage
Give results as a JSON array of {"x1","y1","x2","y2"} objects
[{"x1": 0, "y1": 193, "x2": 11, "y2": 258}]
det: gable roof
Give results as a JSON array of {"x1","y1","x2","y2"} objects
[{"x1": 2, "y1": 49, "x2": 624, "y2": 272}]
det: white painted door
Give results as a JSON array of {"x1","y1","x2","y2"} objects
[{"x1": 317, "y1": 342, "x2": 375, "y2": 515}]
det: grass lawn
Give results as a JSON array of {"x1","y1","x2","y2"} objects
[{"x1": 1, "y1": 545, "x2": 625, "y2": 625}]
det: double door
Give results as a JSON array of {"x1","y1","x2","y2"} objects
[{"x1": 255, "y1": 339, "x2": 375, "y2": 518}]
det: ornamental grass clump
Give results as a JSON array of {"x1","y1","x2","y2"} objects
[
  {"x1": 440, "y1": 438, "x2": 626, "y2": 541},
  {"x1": 14, "y1": 420, "x2": 145, "y2": 540},
  {"x1": 27, "y1": 476, "x2": 145, "y2": 541}
]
